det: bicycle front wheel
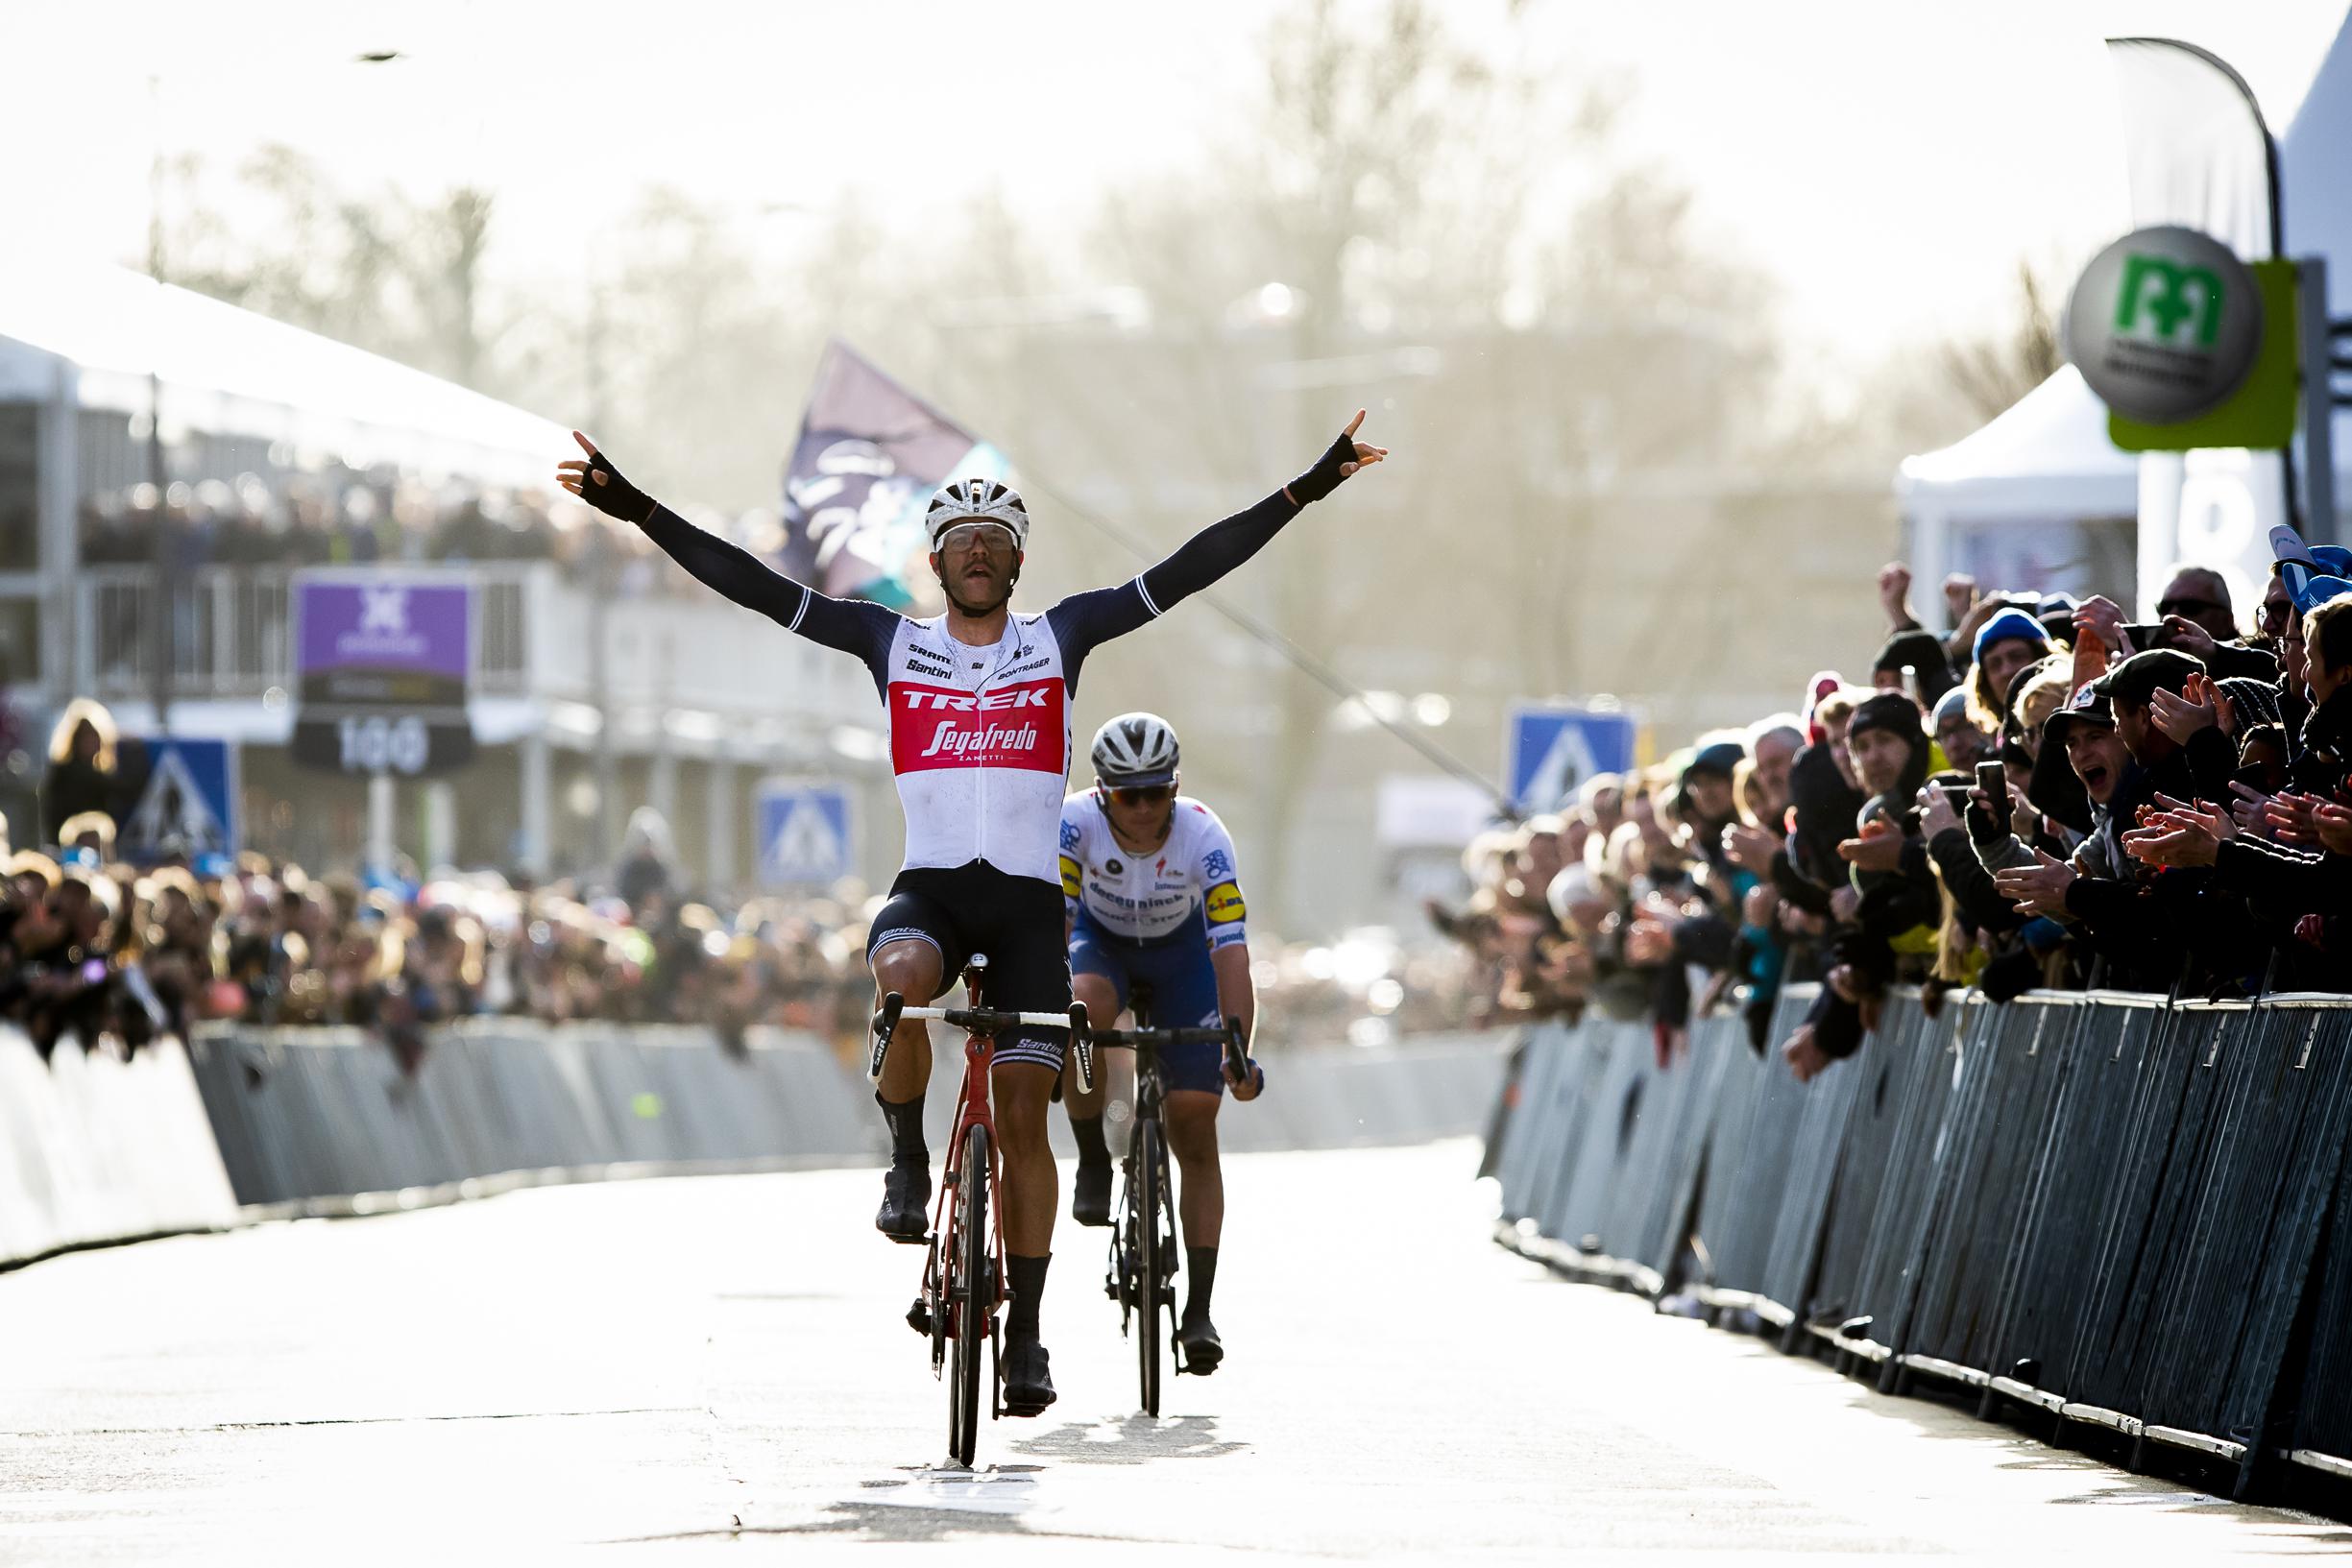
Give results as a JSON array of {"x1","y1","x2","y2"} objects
[
  {"x1": 1135, "y1": 1119, "x2": 1166, "y2": 1415},
  {"x1": 949, "y1": 1122, "x2": 991, "y2": 1465}
]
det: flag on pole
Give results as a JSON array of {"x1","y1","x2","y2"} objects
[{"x1": 778, "y1": 340, "x2": 1010, "y2": 609}]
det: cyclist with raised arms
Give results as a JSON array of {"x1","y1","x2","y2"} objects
[
  {"x1": 1060, "y1": 712, "x2": 1262, "y2": 1374},
  {"x1": 557, "y1": 415, "x2": 1385, "y2": 1414}
]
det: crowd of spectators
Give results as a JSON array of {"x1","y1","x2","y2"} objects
[
  {"x1": 1431, "y1": 528, "x2": 2352, "y2": 1085},
  {"x1": 8, "y1": 696, "x2": 1443, "y2": 1072},
  {"x1": 77, "y1": 470, "x2": 784, "y2": 600},
  {"x1": 8, "y1": 699, "x2": 876, "y2": 1069}
]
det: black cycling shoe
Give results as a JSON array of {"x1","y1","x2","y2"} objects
[
  {"x1": 1000, "y1": 1337, "x2": 1056, "y2": 1415},
  {"x1": 1178, "y1": 1315, "x2": 1224, "y2": 1375},
  {"x1": 1072, "y1": 1161, "x2": 1113, "y2": 1227},
  {"x1": 875, "y1": 1157, "x2": 931, "y2": 1243}
]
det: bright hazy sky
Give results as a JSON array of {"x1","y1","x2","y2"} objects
[{"x1": 6, "y1": 0, "x2": 2347, "y2": 364}]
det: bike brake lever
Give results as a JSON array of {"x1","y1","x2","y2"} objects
[
  {"x1": 869, "y1": 992, "x2": 904, "y2": 1082},
  {"x1": 1068, "y1": 1000, "x2": 1095, "y2": 1095},
  {"x1": 1222, "y1": 1015, "x2": 1249, "y2": 1083}
]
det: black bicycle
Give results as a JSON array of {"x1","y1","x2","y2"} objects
[{"x1": 1078, "y1": 980, "x2": 1247, "y2": 1416}]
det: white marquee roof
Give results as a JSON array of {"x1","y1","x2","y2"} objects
[{"x1": 0, "y1": 259, "x2": 570, "y2": 490}]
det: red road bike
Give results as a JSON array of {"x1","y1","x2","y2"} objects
[{"x1": 870, "y1": 954, "x2": 1093, "y2": 1466}]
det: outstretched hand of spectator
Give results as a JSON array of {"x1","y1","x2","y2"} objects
[
  {"x1": 2316, "y1": 802, "x2": 2352, "y2": 856},
  {"x1": 2148, "y1": 673, "x2": 2219, "y2": 743},
  {"x1": 2161, "y1": 615, "x2": 2218, "y2": 658},
  {"x1": 2123, "y1": 798, "x2": 2229, "y2": 868},
  {"x1": 1625, "y1": 917, "x2": 1674, "y2": 966},
  {"x1": 1836, "y1": 817, "x2": 1905, "y2": 873},
  {"x1": 2270, "y1": 791, "x2": 2325, "y2": 847},
  {"x1": 1918, "y1": 784, "x2": 1961, "y2": 839},
  {"x1": 2074, "y1": 593, "x2": 2128, "y2": 654},
  {"x1": 2230, "y1": 780, "x2": 2274, "y2": 837},
  {"x1": 1723, "y1": 822, "x2": 1779, "y2": 876},
  {"x1": 1782, "y1": 1023, "x2": 1831, "y2": 1084},
  {"x1": 1993, "y1": 848, "x2": 2076, "y2": 918}
]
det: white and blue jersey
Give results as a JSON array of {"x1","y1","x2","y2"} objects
[{"x1": 1058, "y1": 791, "x2": 1248, "y2": 1092}]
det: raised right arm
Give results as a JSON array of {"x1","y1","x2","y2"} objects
[
  {"x1": 557, "y1": 433, "x2": 893, "y2": 668},
  {"x1": 638, "y1": 504, "x2": 892, "y2": 660}
]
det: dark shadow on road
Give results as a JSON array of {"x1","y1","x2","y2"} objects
[{"x1": 1012, "y1": 1412, "x2": 1249, "y2": 1464}]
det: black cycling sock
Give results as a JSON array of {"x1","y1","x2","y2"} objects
[
  {"x1": 876, "y1": 1091, "x2": 926, "y2": 1164},
  {"x1": 1183, "y1": 1246, "x2": 1218, "y2": 1327},
  {"x1": 1006, "y1": 1253, "x2": 1050, "y2": 1340},
  {"x1": 1070, "y1": 1114, "x2": 1108, "y2": 1168}
]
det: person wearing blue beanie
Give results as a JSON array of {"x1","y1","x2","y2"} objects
[{"x1": 1968, "y1": 608, "x2": 2053, "y2": 729}]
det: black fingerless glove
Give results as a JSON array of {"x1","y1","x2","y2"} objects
[
  {"x1": 581, "y1": 449, "x2": 657, "y2": 525},
  {"x1": 1285, "y1": 427, "x2": 1359, "y2": 506}
]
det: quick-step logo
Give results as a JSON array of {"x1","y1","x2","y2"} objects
[{"x1": 889, "y1": 678, "x2": 1064, "y2": 773}]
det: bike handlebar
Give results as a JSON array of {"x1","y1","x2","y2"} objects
[
  {"x1": 868, "y1": 994, "x2": 1099, "y2": 1095},
  {"x1": 867, "y1": 995, "x2": 1261, "y2": 1097}
]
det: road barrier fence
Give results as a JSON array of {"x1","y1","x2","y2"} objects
[{"x1": 1485, "y1": 984, "x2": 2352, "y2": 1507}]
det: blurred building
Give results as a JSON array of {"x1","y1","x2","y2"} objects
[{"x1": 0, "y1": 262, "x2": 893, "y2": 892}]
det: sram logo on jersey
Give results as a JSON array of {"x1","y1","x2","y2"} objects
[{"x1": 889, "y1": 678, "x2": 1065, "y2": 774}]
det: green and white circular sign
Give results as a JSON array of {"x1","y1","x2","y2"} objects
[{"x1": 2065, "y1": 225, "x2": 2263, "y2": 423}]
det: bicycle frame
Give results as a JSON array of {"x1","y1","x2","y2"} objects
[{"x1": 927, "y1": 1004, "x2": 1006, "y2": 1387}]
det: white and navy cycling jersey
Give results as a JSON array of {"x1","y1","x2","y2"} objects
[
  {"x1": 628, "y1": 469, "x2": 1341, "y2": 888},
  {"x1": 1057, "y1": 791, "x2": 1249, "y2": 951}
]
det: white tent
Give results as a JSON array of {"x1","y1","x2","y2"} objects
[
  {"x1": 0, "y1": 258, "x2": 568, "y2": 491},
  {"x1": 1897, "y1": 12, "x2": 2352, "y2": 618}
]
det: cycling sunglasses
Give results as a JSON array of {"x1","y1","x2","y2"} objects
[
  {"x1": 1106, "y1": 784, "x2": 1176, "y2": 806},
  {"x1": 936, "y1": 521, "x2": 1017, "y2": 554}
]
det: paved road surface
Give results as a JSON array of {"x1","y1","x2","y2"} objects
[{"x1": 1, "y1": 1141, "x2": 2346, "y2": 1563}]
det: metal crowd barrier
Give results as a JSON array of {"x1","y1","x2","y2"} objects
[
  {"x1": 184, "y1": 1020, "x2": 883, "y2": 1213},
  {"x1": 1484, "y1": 985, "x2": 2352, "y2": 1510}
]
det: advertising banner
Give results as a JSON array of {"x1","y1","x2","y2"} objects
[{"x1": 289, "y1": 574, "x2": 476, "y2": 775}]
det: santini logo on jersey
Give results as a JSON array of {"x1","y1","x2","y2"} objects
[
  {"x1": 889, "y1": 678, "x2": 1064, "y2": 775},
  {"x1": 1205, "y1": 880, "x2": 1247, "y2": 924}
]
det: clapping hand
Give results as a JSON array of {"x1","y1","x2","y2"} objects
[
  {"x1": 2270, "y1": 790, "x2": 2326, "y2": 847},
  {"x1": 2147, "y1": 672, "x2": 2220, "y2": 743},
  {"x1": 2122, "y1": 796, "x2": 2230, "y2": 869},
  {"x1": 2229, "y1": 780, "x2": 2273, "y2": 836}
]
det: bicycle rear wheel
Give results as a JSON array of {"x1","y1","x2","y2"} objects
[
  {"x1": 948, "y1": 1122, "x2": 991, "y2": 1465},
  {"x1": 1135, "y1": 1118, "x2": 1166, "y2": 1415}
]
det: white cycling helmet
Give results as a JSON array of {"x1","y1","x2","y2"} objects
[
  {"x1": 925, "y1": 477, "x2": 1030, "y2": 551},
  {"x1": 1091, "y1": 712, "x2": 1180, "y2": 788}
]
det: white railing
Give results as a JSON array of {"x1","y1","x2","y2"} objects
[{"x1": 68, "y1": 564, "x2": 877, "y2": 730}]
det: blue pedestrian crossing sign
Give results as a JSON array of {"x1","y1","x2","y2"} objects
[
  {"x1": 1505, "y1": 704, "x2": 1637, "y2": 814},
  {"x1": 121, "y1": 737, "x2": 239, "y2": 862},
  {"x1": 756, "y1": 781, "x2": 854, "y2": 887}
]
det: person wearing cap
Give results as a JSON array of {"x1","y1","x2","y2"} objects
[
  {"x1": 1992, "y1": 662, "x2": 2264, "y2": 993},
  {"x1": 1781, "y1": 693, "x2": 1939, "y2": 1081}
]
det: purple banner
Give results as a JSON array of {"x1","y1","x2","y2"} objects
[{"x1": 297, "y1": 579, "x2": 472, "y2": 682}]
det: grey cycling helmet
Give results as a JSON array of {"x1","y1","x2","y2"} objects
[
  {"x1": 1091, "y1": 712, "x2": 1180, "y2": 788},
  {"x1": 925, "y1": 477, "x2": 1029, "y2": 550}
]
